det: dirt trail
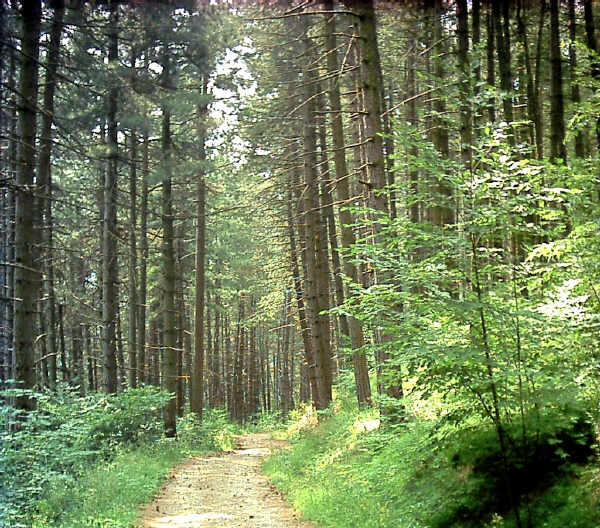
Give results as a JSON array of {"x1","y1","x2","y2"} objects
[{"x1": 138, "y1": 433, "x2": 314, "y2": 528}]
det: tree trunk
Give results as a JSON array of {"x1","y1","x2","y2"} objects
[
  {"x1": 494, "y1": 0, "x2": 514, "y2": 138},
  {"x1": 457, "y1": 0, "x2": 473, "y2": 173},
  {"x1": 584, "y1": 0, "x2": 600, "y2": 150},
  {"x1": 534, "y1": 1, "x2": 547, "y2": 160},
  {"x1": 300, "y1": 17, "x2": 333, "y2": 410},
  {"x1": 161, "y1": 48, "x2": 178, "y2": 438},
  {"x1": 430, "y1": 0, "x2": 453, "y2": 226},
  {"x1": 191, "y1": 84, "x2": 209, "y2": 418},
  {"x1": 102, "y1": 1, "x2": 119, "y2": 394},
  {"x1": 550, "y1": 0, "x2": 567, "y2": 162},
  {"x1": 232, "y1": 297, "x2": 245, "y2": 422},
  {"x1": 13, "y1": 0, "x2": 42, "y2": 411},
  {"x1": 37, "y1": 0, "x2": 64, "y2": 389},
  {"x1": 345, "y1": 0, "x2": 397, "y2": 411},
  {"x1": 568, "y1": 0, "x2": 585, "y2": 157},
  {"x1": 138, "y1": 130, "x2": 149, "y2": 384},
  {"x1": 317, "y1": 114, "x2": 349, "y2": 342},
  {"x1": 516, "y1": 0, "x2": 543, "y2": 160},
  {"x1": 486, "y1": 0, "x2": 496, "y2": 123},
  {"x1": 287, "y1": 183, "x2": 319, "y2": 409},
  {"x1": 58, "y1": 302, "x2": 68, "y2": 381},
  {"x1": 128, "y1": 129, "x2": 138, "y2": 389}
]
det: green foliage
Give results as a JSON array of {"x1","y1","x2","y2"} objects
[
  {"x1": 265, "y1": 395, "x2": 600, "y2": 528},
  {"x1": 435, "y1": 406, "x2": 595, "y2": 527},
  {"x1": 178, "y1": 408, "x2": 240, "y2": 452},
  {"x1": 0, "y1": 385, "x2": 171, "y2": 527},
  {"x1": 1, "y1": 392, "x2": 250, "y2": 527},
  {"x1": 30, "y1": 440, "x2": 186, "y2": 528}
]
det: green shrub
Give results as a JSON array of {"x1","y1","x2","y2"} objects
[
  {"x1": 437, "y1": 407, "x2": 596, "y2": 527},
  {"x1": 30, "y1": 440, "x2": 187, "y2": 528},
  {"x1": 178, "y1": 408, "x2": 240, "y2": 451},
  {"x1": 0, "y1": 385, "x2": 171, "y2": 527},
  {"x1": 265, "y1": 393, "x2": 600, "y2": 528}
]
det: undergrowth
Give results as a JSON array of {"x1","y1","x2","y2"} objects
[
  {"x1": 264, "y1": 391, "x2": 600, "y2": 528},
  {"x1": 0, "y1": 386, "x2": 240, "y2": 527},
  {"x1": 31, "y1": 440, "x2": 185, "y2": 528}
]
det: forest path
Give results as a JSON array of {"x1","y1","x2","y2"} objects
[{"x1": 138, "y1": 433, "x2": 314, "y2": 528}]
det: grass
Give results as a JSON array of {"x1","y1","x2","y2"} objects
[
  {"x1": 27, "y1": 409, "x2": 240, "y2": 528},
  {"x1": 263, "y1": 397, "x2": 600, "y2": 528},
  {"x1": 31, "y1": 440, "x2": 190, "y2": 528}
]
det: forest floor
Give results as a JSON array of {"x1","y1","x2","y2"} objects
[{"x1": 138, "y1": 433, "x2": 315, "y2": 528}]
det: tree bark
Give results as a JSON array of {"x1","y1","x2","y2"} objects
[
  {"x1": 287, "y1": 181, "x2": 320, "y2": 409},
  {"x1": 584, "y1": 0, "x2": 600, "y2": 150},
  {"x1": 128, "y1": 129, "x2": 138, "y2": 388},
  {"x1": 161, "y1": 48, "x2": 178, "y2": 438},
  {"x1": 516, "y1": 0, "x2": 543, "y2": 160},
  {"x1": 550, "y1": 0, "x2": 567, "y2": 162},
  {"x1": 37, "y1": 0, "x2": 64, "y2": 389},
  {"x1": 345, "y1": 0, "x2": 398, "y2": 411},
  {"x1": 102, "y1": 1, "x2": 119, "y2": 394},
  {"x1": 430, "y1": 0, "x2": 453, "y2": 226},
  {"x1": 13, "y1": 0, "x2": 42, "y2": 411},
  {"x1": 457, "y1": 0, "x2": 473, "y2": 172},
  {"x1": 486, "y1": 0, "x2": 496, "y2": 123},
  {"x1": 191, "y1": 82, "x2": 209, "y2": 418},
  {"x1": 301, "y1": 22, "x2": 333, "y2": 409},
  {"x1": 494, "y1": 0, "x2": 514, "y2": 139},
  {"x1": 568, "y1": 0, "x2": 585, "y2": 158},
  {"x1": 138, "y1": 130, "x2": 149, "y2": 384},
  {"x1": 324, "y1": 0, "x2": 372, "y2": 406}
]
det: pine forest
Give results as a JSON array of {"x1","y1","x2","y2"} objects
[{"x1": 2, "y1": 1, "x2": 600, "y2": 527}]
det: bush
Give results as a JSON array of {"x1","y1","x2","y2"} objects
[
  {"x1": 177, "y1": 408, "x2": 240, "y2": 451},
  {"x1": 265, "y1": 392, "x2": 600, "y2": 528},
  {"x1": 0, "y1": 385, "x2": 171, "y2": 527},
  {"x1": 431, "y1": 407, "x2": 596, "y2": 527}
]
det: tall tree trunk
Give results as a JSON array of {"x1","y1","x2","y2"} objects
[
  {"x1": 128, "y1": 129, "x2": 138, "y2": 388},
  {"x1": 138, "y1": 130, "x2": 149, "y2": 384},
  {"x1": 534, "y1": 1, "x2": 547, "y2": 160},
  {"x1": 175, "y1": 228, "x2": 186, "y2": 416},
  {"x1": 13, "y1": 0, "x2": 42, "y2": 411},
  {"x1": 457, "y1": 0, "x2": 473, "y2": 173},
  {"x1": 407, "y1": 30, "x2": 420, "y2": 226},
  {"x1": 58, "y1": 302, "x2": 68, "y2": 382},
  {"x1": 486, "y1": 0, "x2": 496, "y2": 124},
  {"x1": 473, "y1": 0, "x2": 481, "y2": 116},
  {"x1": 232, "y1": 297, "x2": 245, "y2": 422},
  {"x1": 494, "y1": 0, "x2": 514, "y2": 139},
  {"x1": 161, "y1": 48, "x2": 178, "y2": 438},
  {"x1": 568, "y1": 0, "x2": 585, "y2": 158},
  {"x1": 191, "y1": 84, "x2": 208, "y2": 418},
  {"x1": 287, "y1": 183, "x2": 319, "y2": 409},
  {"x1": 102, "y1": 1, "x2": 119, "y2": 394},
  {"x1": 4, "y1": 31, "x2": 17, "y2": 391},
  {"x1": 516, "y1": 0, "x2": 543, "y2": 160},
  {"x1": 345, "y1": 0, "x2": 397, "y2": 410},
  {"x1": 317, "y1": 115, "x2": 348, "y2": 341},
  {"x1": 37, "y1": 0, "x2": 64, "y2": 389},
  {"x1": 320, "y1": 7, "x2": 373, "y2": 402},
  {"x1": 38, "y1": 302, "x2": 48, "y2": 387},
  {"x1": 300, "y1": 17, "x2": 333, "y2": 410},
  {"x1": 584, "y1": 0, "x2": 600, "y2": 150},
  {"x1": 87, "y1": 326, "x2": 95, "y2": 392},
  {"x1": 210, "y1": 292, "x2": 221, "y2": 408},
  {"x1": 550, "y1": 0, "x2": 567, "y2": 162},
  {"x1": 1, "y1": 35, "x2": 16, "y2": 388},
  {"x1": 116, "y1": 299, "x2": 125, "y2": 390},
  {"x1": 248, "y1": 307, "x2": 260, "y2": 417},
  {"x1": 430, "y1": 0, "x2": 452, "y2": 226},
  {"x1": 225, "y1": 314, "x2": 233, "y2": 414}
]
